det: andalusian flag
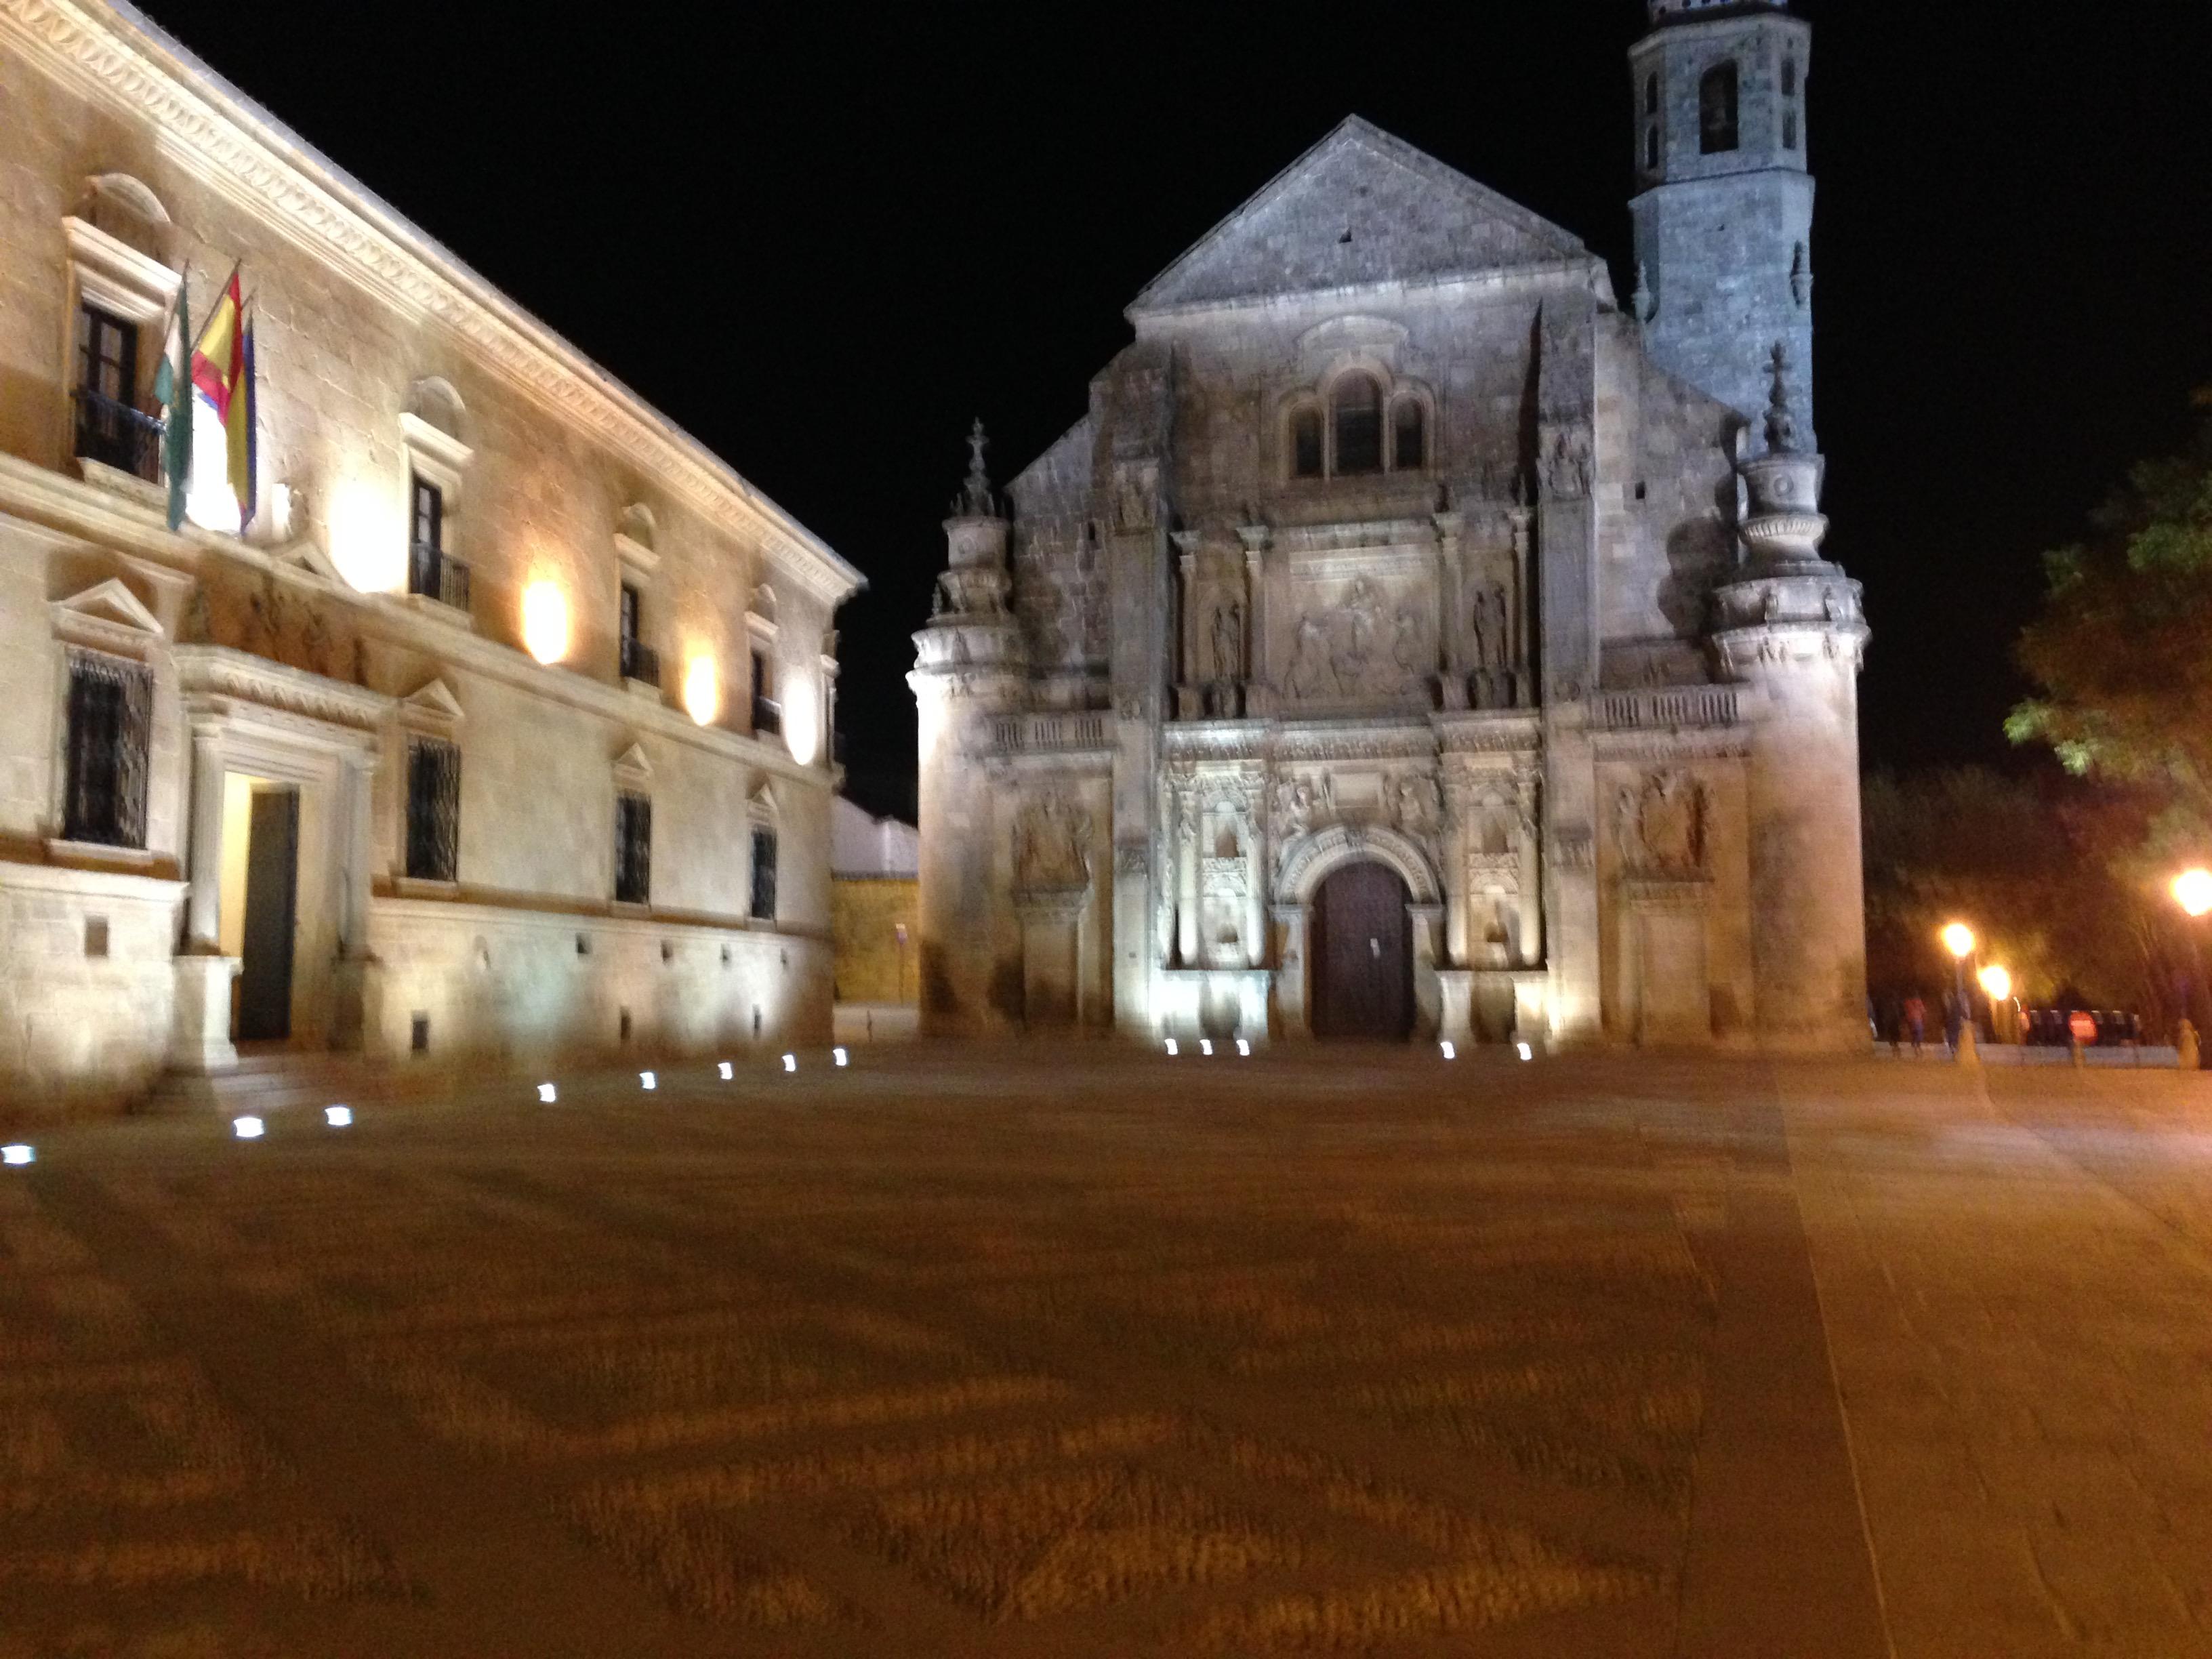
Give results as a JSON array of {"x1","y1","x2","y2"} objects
[
  {"x1": 150, "y1": 279, "x2": 190, "y2": 531},
  {"x1": 190, "y1": 266, "x2": 257, "y2": 529}
]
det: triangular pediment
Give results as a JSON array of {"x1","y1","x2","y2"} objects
[
  {"x1": 1130, "y1": 117, "x2": 1591, "y2": 316},
  {"x1": 270, "y1": 537, "x2": 347, "y2": 586},
  {"x1": 54, "y1": 577, "x2": 163, "y2": 636},
  {"x1": 400, "y1": 677, "x2": 465, "y2": 722},
  {"x1": 613, "y1": 741, "x2": 653, "y2": 783}
]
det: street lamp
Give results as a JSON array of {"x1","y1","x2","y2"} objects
[
  {"x1": 2170, "y1": 870, "x2": 2212, "y2": 1065},
  {"x1": 1942, "y1": 922, "x2": 1978, "y2": 1063},
  {"x1": 1978, "y1": 964, "x2": 2015, "y2": 1045}
]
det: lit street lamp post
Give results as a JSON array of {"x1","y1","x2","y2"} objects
[
  {"x1": 1942, "y1": 922, "x2": 1978, "y2": 1066},
  {"x1": 1978, "y1": 964, "x2": 2015, "y2": 1046},
  {"x1": 2169, "y1": 869, "x2": 2212, "y2": 1067}
]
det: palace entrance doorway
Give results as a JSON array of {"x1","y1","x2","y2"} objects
[{"x1": 1310, "y1": 861, "x2": 1413, "y2": 1040}]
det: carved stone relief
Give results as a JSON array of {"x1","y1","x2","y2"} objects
[
  {"x1": 1284, "y1": 577, "x2": 1427, "y2": 704},
  {"x1": 1012, "y1": 790, "x2": 1093, "y2": 892},
  {"x1": 1614, "y1": 771, "x2": 1708, "y2": 878}
]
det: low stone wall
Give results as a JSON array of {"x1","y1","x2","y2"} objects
[
  {"x1": 831, "y1": 876, "x2": 918, "y2": 1005},
  {"x1": 0, "y1": 863, "x2": 185, "y2": 1118},
  {"x1": 364, "y1": 896, "x2": 832, "y2": 1076}
]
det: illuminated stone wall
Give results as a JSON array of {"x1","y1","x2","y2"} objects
[{"x1": 0, "y1": 2, "x2": 858, "y2": 1113}]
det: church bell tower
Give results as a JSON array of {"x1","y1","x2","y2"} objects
[{"x1": 1629, "y1": 0, "x2": 1816, "y2": 447}]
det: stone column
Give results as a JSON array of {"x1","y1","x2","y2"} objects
[
  {"x1": 1515, "y1": 773, "x2": 1544, "y2": 966},
  {"x1": 1237, "y1": 525, "x2": 1270, "y2": 714},
  {"x1": 1176, "y1": 783, "x2": 1200, "y2": 968},
  {"x1": 183, "y1": 718, "x2": 226, "y2": 952},
  {"x1": 1409, "y1": 901, "x2": 1445, "y2": 1038},
  {"x1": 1434, "y1": 510, "x2": 1465, "y2": 709},
  {"x1": 1173, "y1": 536, "x2": 1199, "y2": 719},
  {"x1": 1508, "y1": 508, "x2": 1535, "y2": 705},
  {"x1": 331, "y1": 747, "x2": 376, "y2": 1052},
  {"x1": 1271, "y1": 902, "x2": 1310, "y2": 1039},
  {"x1": 1442, "y1": 781, "x2": 1472, "y2": 968},
  {"x1": 1243, "y1": 798, "x2": 1267, "y2": 969}
]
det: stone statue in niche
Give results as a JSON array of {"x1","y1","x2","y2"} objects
[
  {"x1": 1614, "y1": 771, "x2": 1708, "y2": 877},
  {"x1": 1469, "y1": 588, "x2": 1494, "y2": 670},
  {"x1": 1395, "y1": 775, "x2": 1441, "y2": 836},
  {"x1": 1210, "y1": 601, "x2": 1242, "y2": 683},
  {"x1": 1013, "y1": 791, "x2": 1093, "y2": 891},
  {"x1": 1392, "y1": 610, "x2": 1424, "y2": 676},
  {"x1": 1288, "y1": 615, "x2": 1330, "y2": 699},
  {"x1": 1542, "y1": 427, "x2": 1593, "y2": 499}
]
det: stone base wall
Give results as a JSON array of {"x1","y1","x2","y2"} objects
[
  {"x1": 0, "y1": 864, "x2": 184, "y2": 1118},
  {"x1": 363, "y1": 897, "x2": 833, "y2": 1075},
  {"x1": 830, "y1": 876, "x2": 918, "y2": 1005}
]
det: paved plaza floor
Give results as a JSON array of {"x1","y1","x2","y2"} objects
[{"x1": 2, "y1": 1047, "x2": 2209, "y2": 1656}]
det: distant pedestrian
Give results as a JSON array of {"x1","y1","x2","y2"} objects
[
  {"x1": 1943, "y1": 989, "x2": 1963, "y2": 1054},
  {"x1": 1902, "y1": 995, "x2": 1927, "y2": 1057}
]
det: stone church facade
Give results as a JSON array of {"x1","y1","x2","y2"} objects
[
  {"x1": 914, "y1": 0, "x2": 1868, "y2": 1052},
  {"x1": 0, "y1": 2, "x2": 860, "y2": 1112}
]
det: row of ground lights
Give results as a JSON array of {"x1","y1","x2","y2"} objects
[
  {"x1": 539, "y1": 1048, "x2": 855, "y2": 1104},
  {"x1": 1162, "y1": 1039, "x2": 1534, "y2": 1060}
]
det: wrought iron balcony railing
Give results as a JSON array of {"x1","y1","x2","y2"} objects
[
  {"x1": 73, "y1": 388, "x2": 164, "y2": 482},
  {"x1": 407, "y1": 541, "x2": 472, "y2": 614},
  {"x1": 619, "y1": 637, "x2": 661, "y2": 686}
]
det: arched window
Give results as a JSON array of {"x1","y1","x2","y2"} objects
[
  {"x1": 1644, "y1": 72, "x2": 1660, "y2": 117},
  {"x1": 1332, "y1": 375, "x2": 1383, "y2": 476},
  {"x1": 1391, "y1": 398, "x2": 1426, "y2": 472},
  {"x1": 1781, "y1": 56, "x2": 1798, "y2": 98},
  {"x1": 1290, "y1": 406, "x2": 1324, "y2": 479},
  {"x1": 1645, "y1": 125, "x2": 1661, "y2": 172},
  {"x1": 1699, "y1": 62, "x2": 1739, "y2": 155}
]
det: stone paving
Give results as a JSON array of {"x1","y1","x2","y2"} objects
[{"x1": 0, "y1": 1048, "x2": 2206, "y2": 1656}]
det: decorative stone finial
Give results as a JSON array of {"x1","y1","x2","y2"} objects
[
  {"x1": 1762, "y1": 344, "x2": 1799, "y2": 454},
  {"x1": 954, "y1": 418, "x2": 997, "y2": 517}
]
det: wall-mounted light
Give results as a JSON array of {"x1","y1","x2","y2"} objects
[
  {"x1": 521, "y1": 580, "x2": 570, "y2": 665},
  {"x1": 782, "y1": 673, "x2": 821, "y2": 765},
  {"x1": 684, "y1": 657, "x2": 720, "y2": 726}
]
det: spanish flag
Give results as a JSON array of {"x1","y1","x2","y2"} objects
[{"x1": 189, "y1": 267, "x2": 257, "y2": 529}]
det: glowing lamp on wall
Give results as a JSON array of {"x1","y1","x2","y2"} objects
[
  {"x1": 781, "y1": 674, "x2": 821, "y2": 766},
  {"x1": 327, "y1": 476, "x2": 407, "y2": 594},
  {"x1": 683, "y1": 657, "x2": 720, "y2": 726},
  {"x1": 520, "y1": 581, "x2": 570, "y2": 665}
]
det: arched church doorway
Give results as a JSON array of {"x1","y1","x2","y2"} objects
[{"x1": 1310, "y1": 861, "x2": 1414, "y2": 1041}]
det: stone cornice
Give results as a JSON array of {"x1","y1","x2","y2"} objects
[{"x1": 2, "y1": 0, "x2": 863, "y2": 607}]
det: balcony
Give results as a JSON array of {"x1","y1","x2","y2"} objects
[
  {"x1": 752, "y1": 695, "x2": 782, "y2": 738},
  {"x1": 619, "y1": 636, "x2": 661, "y2": 687},
  {"x1": 73, "y1": 388, "x2": 163, "y2": 482},
  {"x1": 407, "y1": 541, "x2": 472, "y2": 614}
]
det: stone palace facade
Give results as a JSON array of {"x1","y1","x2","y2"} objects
[
  {"x1": 0, "y1": 1, "x2": 860, "y2": 1112},
  {"x1": 914, "y1": 0, "x2": 1868, "y2": 1051}
]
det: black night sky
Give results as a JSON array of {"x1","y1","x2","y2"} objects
[{"x1": 139, "y1": 0, "x2": 2212, "y2": 821}]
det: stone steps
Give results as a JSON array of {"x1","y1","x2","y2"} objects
[{"x1": 142, "y1": 1052, "x2": 389, "y2": 1117}]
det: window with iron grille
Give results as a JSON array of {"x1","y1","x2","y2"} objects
[
  {"x1": 615, "y1": 791, "x2": 652, "y2": 905},
  {"x1": 749, "y1": 827, "x2": 777, "y2": 921},
  {"x1": 406, "y1": 476, "x2": 470, "y2": 611},
  {"x1": 405, "y1": 735, "x2": 460, "y2": 882},
  {"x1": 618, "y1": 581, "x2": 659, "y2": 683},
  {"x1": 62, "y1": 650, "x2": 152, "y2": 847}
]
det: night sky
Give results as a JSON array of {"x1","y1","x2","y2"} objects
[{"x1": 140, "y1": 0, "x2": 2212, "y2": 821}]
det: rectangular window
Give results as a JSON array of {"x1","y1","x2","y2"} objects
[
  {"x1": 404, "y1": 735, "x2": 460, "y2": 882},
  {"x1": 617, "y1": 583, "x2": 658, "y2": 683},
  {"x1": 61, "y1": 650, "x2": 152, "y2": 848},
  {"x1": 751, "y1": 648, "x2": 781, "y2": 737},
  {"x1": 73, "y1": 304, "x2": 159, "y2": 479},
  {"x1": 749, "y1": 826, "x2": 777, "y2": 922},
  {"x1": 406, "y1": 478, "x2": 470, "y2": 613},
  {"x1": 614, "y1": 791, "x2": 652, "y2": 905}
]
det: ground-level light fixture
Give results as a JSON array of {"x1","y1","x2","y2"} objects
[
  {"x1": 782, "y1": 1053, "x2": 797, "y2": 1072},
  {"x1": 1941, "y1": 922, "x2": 1976, "y2": 960},
  {"x1": 1516, "y1": 1042, "x2": 1534, "y2": 1061},
  {"x1": 1235, "y1": 1038, "x2": 1250, "y2": 1057},
  {"x1": 1200, "y1": 1039, "x2": 1214, "y2": 1057},
  {"x1": 2175, "y1": 868, "x2": 2212, "y2": 919},
  {"x1": 1978, "y1": 965, "x2": 2013, "y2": 1004},
  {"x1": 537, "y1": 1082, "x2": 558, "y2": 1103},
  {"x1": 1439, "y1": 1040, "x2": 1457, "y2": 1060},
  {"x1": 833, "y1": 1047, "x2": 848, "y2": 1067},
  {"x1": 640, "y1": 1071, "x2": 657, "y2": 1090},
  {"x1": 1, "y1": 1144, "x2": 33, "y2": 1167},
  {"x1": 718, "y1": 1061, "x2": 733, "y2": 1080},
  {"x1": 324, "y1": 1105, "x2": 352, "y2": 1128},
  {"x1": 1164, "y1": 1038, "x2": 1179, "y2": 1056},
  {"x1": 232, "y1": 1116, "x2": 264, "y2": 1140}
]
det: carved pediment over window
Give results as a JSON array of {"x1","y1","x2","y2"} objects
[
  {"x1": 397, "y1": 676, "x2": 465, "y2": 739},
  {"x1": 613, "y1": 740, "x2": 653, "y2": 790},
  {"x1": 614, "y1": 501, "x2": 659, "y2": 577},
  {"x1": 52, "y1": 577, "x2": 163, "y2": 659},
  {"x1": 747, "y1": 776, "x2": 780, "y2": 826}
]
